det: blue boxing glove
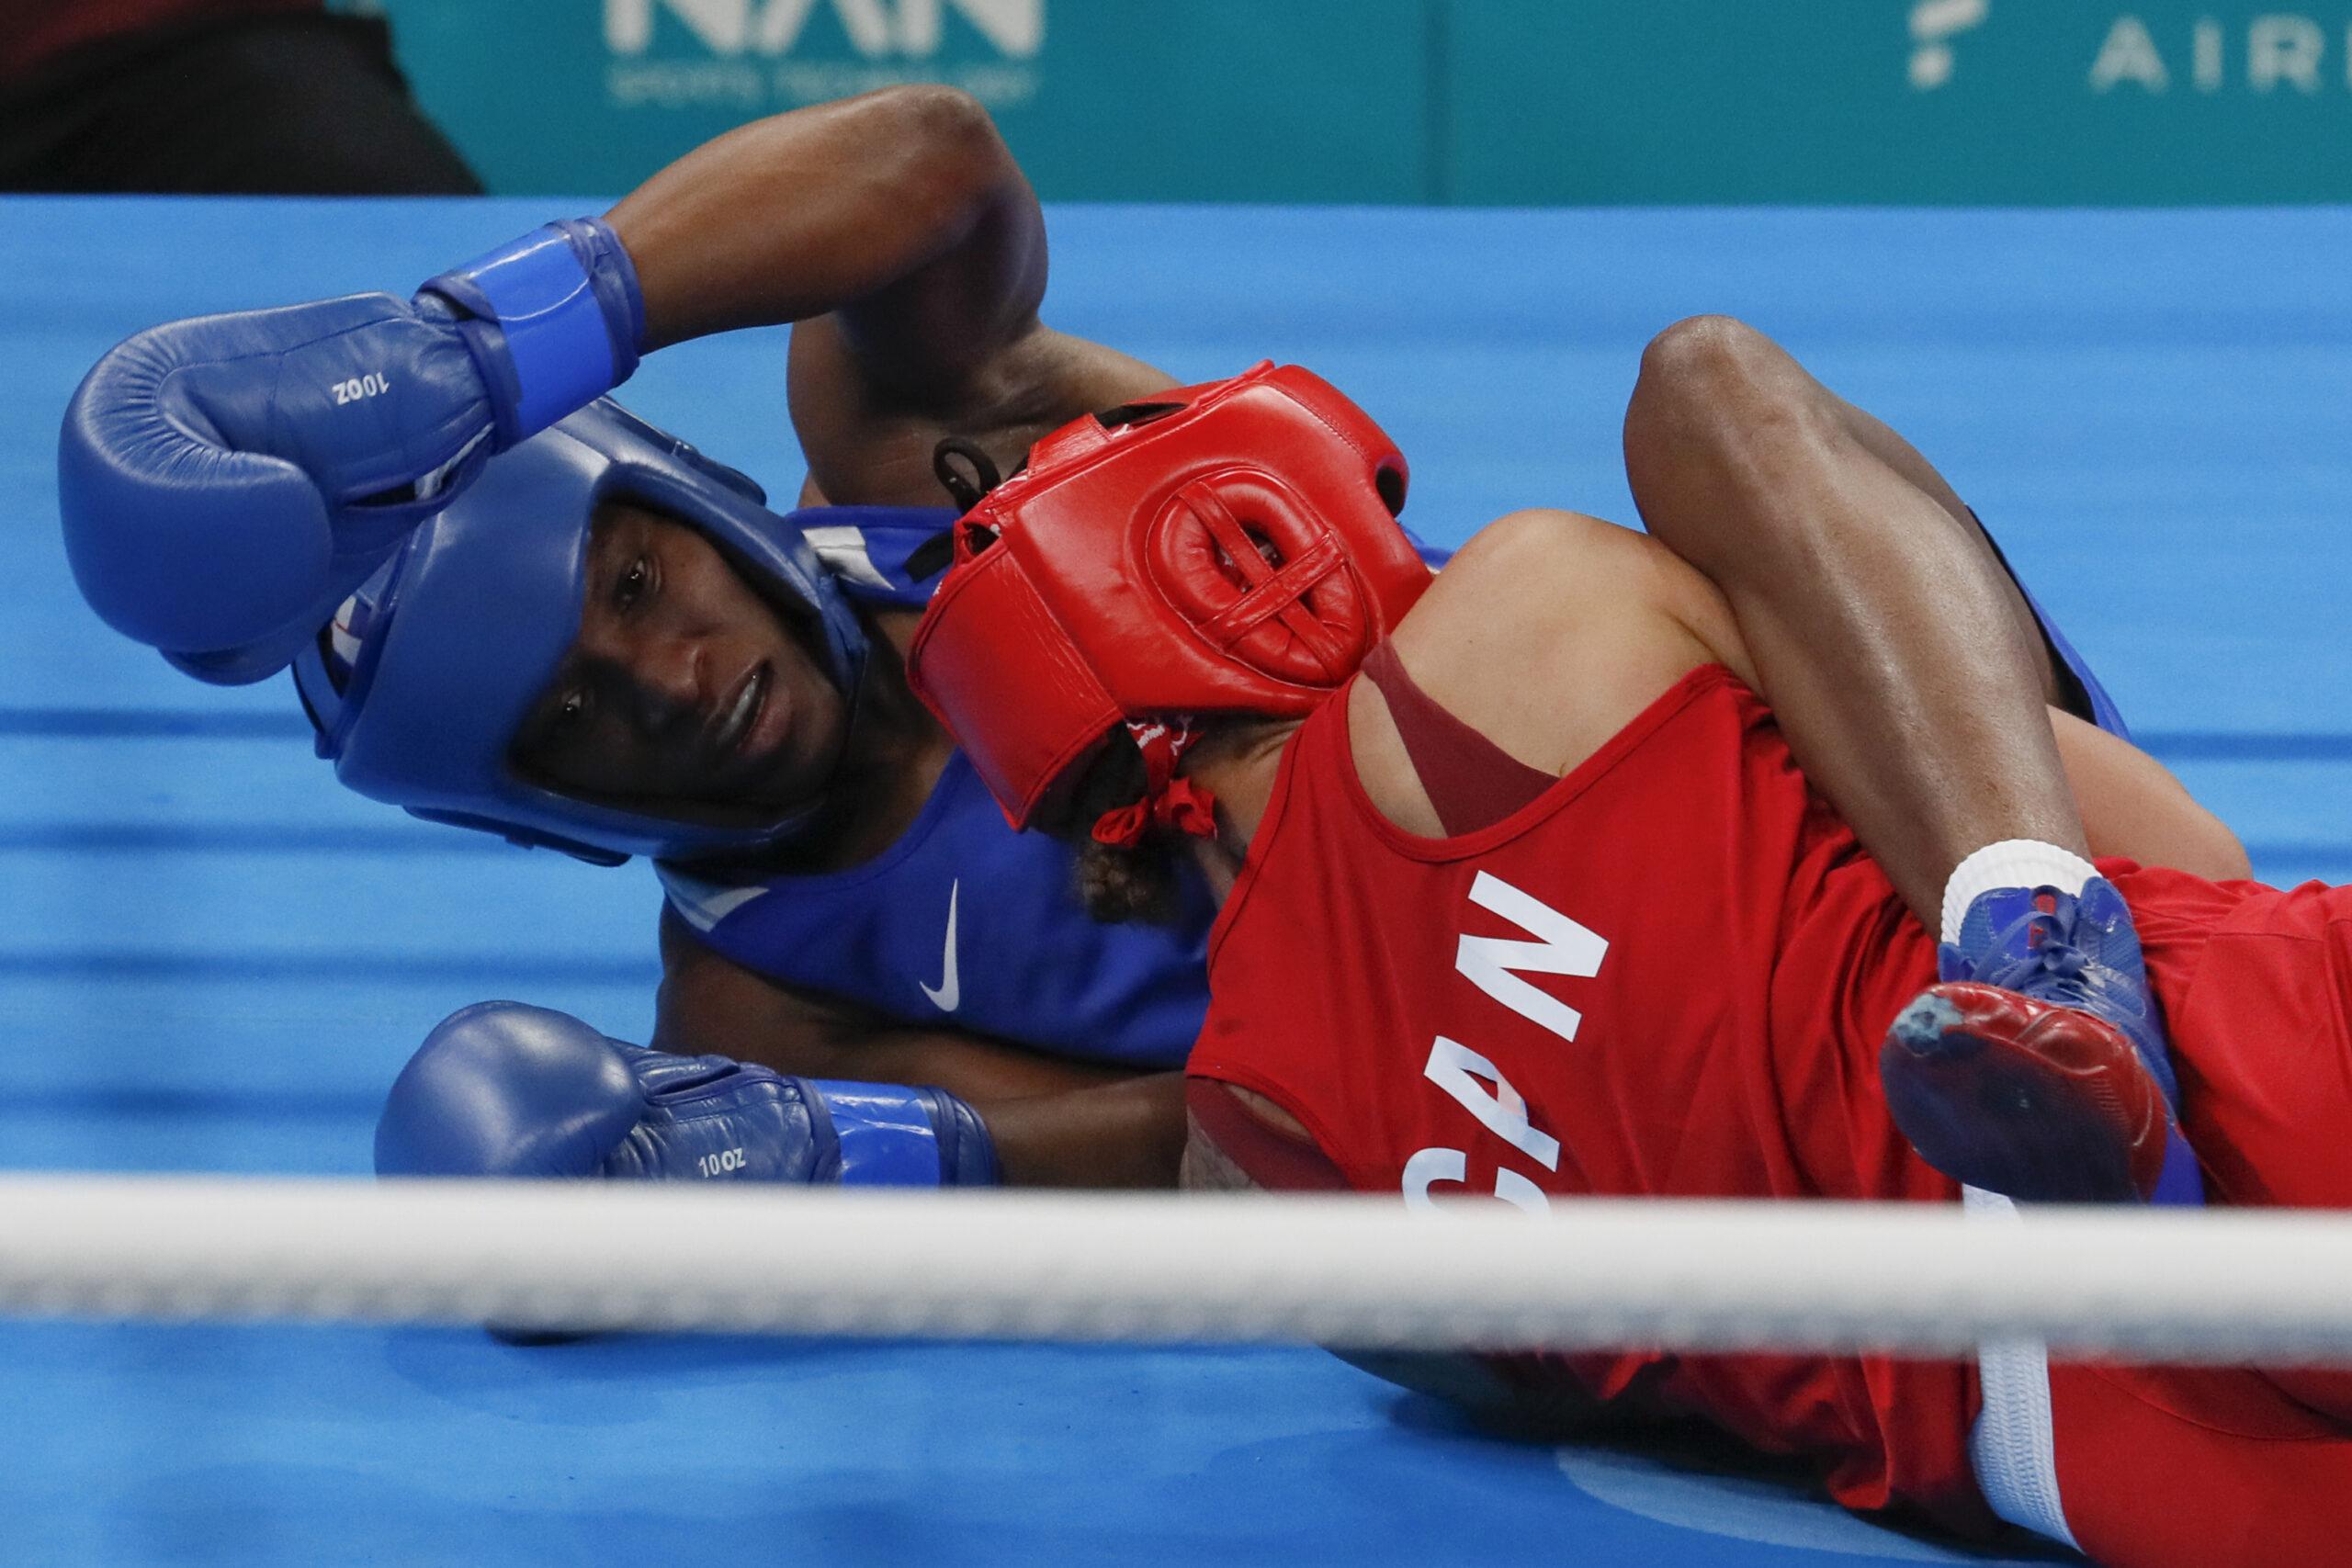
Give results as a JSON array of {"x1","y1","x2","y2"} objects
[
  {"x1": 375, "y1": 1001, "x2": 1001, "y2": 1188},
  {"x1": 60, "y1": 219, "x2": 643, "y2": 682}
]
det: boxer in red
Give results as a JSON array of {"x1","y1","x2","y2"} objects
[{"x1": 908, "y1": 364, "x2": 2350, "y2": 1566}]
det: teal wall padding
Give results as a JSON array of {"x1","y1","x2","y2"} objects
[{"x1": 356, "y1": 1, "x2": 2352, "y2": 203}]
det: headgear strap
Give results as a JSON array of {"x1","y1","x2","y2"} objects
[{"x1": 1091, "y1": 719, "x2": 1218, "y2": 848}]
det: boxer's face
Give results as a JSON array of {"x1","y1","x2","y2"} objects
[{"x1": 508, "y1": 500, "x2": 849, "y2": 828}]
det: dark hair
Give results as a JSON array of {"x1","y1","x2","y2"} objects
[{"x1": 1040, "y1": 727, "x2": 1193, "y2": 925}]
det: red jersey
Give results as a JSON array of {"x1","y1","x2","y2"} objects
[{"x1": 1192, "y1": 664, "x2": 2144, "y2": 1531}]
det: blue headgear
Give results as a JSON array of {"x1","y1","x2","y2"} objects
[{"x1": 293, "y1": 399, "x2": 867, "y2": 865}]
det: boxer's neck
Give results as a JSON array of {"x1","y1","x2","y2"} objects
[{"x1": 1182, "y1": 716, "x2": 1305, "y2": 898}]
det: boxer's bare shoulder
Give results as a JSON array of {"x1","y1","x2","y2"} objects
[{"x1": 1348, "y1": 508, "x2": 1756, "y2": 832}]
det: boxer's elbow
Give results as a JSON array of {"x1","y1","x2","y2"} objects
[
  {"x1": 1634, "y1": 313, "x2": 1777, "y2": 398},
  {"x1": 1623, "y1": 313, "x2": 1839, "y2": 559},
  {"x1": 864, "y1": 84, "x2": 1019, "y2": 209},
  {"x1": 1627, "y1": 314, "x2": 1801, "y2": 455}
]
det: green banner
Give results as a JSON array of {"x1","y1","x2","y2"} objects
[{"x1": 361, "y1": 1, "x2": 2352, "y2": 203}]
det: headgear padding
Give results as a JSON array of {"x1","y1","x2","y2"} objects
[
  {"x1": 908, "y1": 362, "x2": 1431, "y2": 829},
  {"x1": 293, "y1": 399, "x2": 867, "y2": 865}
]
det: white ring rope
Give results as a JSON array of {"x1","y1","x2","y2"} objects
[{"x1": 3, "y1": 1177, "x2": 2350, "y2": 1361}]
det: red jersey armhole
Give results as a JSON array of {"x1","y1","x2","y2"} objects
[
  {"x1": 1358, "y1": 640, "x2": 1556, "y2": 836},
  {"x1": 1184, "y1": 1077, "x2": 1351, "y2": 1192}
]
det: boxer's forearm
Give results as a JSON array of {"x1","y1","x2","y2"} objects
[
  {"x1": 981, "y1": 1073, "x2": 1188, "y2": 1189},
  {"x1": 606, "y1": 85, "x2": 1044, "y2": 359},
  {"x1": 657, "y1": 919, "x2": 1186, "y2": 1189}
]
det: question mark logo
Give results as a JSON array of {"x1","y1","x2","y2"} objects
[{"x1": 1910, "y1": 0, "x2": 1988, "y2": 89}]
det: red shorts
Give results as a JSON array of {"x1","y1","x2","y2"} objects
[
  {"x1": 2052, "y1": 868, "x2": 2352, "y2": 1564},
  {"x1": 2054, "y1": 1361, "x2": 2352, "y2": 1567},
  {"x1": 2130, "y1": 867, "x2": 2352, "y2": 1212}
]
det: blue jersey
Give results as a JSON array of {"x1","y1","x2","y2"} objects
[{"x1": 660, "y1": 506, "x2": 1215, "y2": 1069}]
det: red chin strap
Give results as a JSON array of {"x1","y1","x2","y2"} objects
[
  {"x1": 907, "y1": 362, "x2": 1434, "y2": 830},
  {"x1": 1091, "y1": 719, "x2": 1218, "y2": 848}
]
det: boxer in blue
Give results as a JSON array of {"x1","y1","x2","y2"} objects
[{"x1": 59, "y1": 89, "x2": 2222, "y2": 1203}]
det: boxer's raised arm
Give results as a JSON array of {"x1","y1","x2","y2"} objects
[{"x1": 607, "y1": 86, "x2": 1046, "y2": 397}]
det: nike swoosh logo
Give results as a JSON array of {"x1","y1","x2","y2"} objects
[{"x1": 920, "y1": 878, "x2": 961, "y2": 1012}]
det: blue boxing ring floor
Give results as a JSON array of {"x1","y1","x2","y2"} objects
[{"x1": 4, "y1": 194, "x2": 2347, "y2": 1565}]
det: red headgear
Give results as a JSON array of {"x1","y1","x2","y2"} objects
[{"x1": 907, "y1": 362, "x2": 1434, "y2": 829}]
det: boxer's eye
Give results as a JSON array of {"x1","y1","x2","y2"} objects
[
  {"x1": 549, "y1": 686, "x2": 590, "y2": 734},
  {"x1": 614, "y1": 558, "x2": 652, "y2": 612}
]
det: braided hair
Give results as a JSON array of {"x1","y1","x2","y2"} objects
[{"x1": 1038, "y1": 727, "x2": 1196, "y2": 925}]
